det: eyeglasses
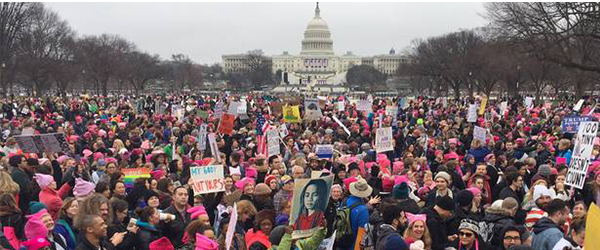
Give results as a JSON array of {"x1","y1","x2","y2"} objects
[
  {"x1": 459, "y1": 232, "x2": 474, "y2": 238},
  {"x1": 503, "y1": 236, "x2": 520, "y2": 242}
]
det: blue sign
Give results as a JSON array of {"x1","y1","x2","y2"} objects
[
  {"x1": 315, "y1": 144, "x2": 334, "y2": 159},
  {"x1": 561, "y1": 115, "x2": 593, "y2": 133}
]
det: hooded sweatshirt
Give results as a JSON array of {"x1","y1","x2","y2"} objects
[{"x1": 531, "y1": 217, "x2": 564, "y2": 250}]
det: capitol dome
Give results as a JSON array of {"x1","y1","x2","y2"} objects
[{"x1": 300, "y1": 2, "x2": 334, "y2": 55}]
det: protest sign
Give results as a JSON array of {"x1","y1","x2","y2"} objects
[
  {"x1": 267, "y1": 129, "x2": 280, "y2": 157},
  {"x1": 283, "y1": 105, "x2": 301, "y2": 123},
  {"x1": 14, "y1": 136, "x2": 38, "y2": 153},
  {"x1": 385, "y1": 106, "x2": 398, "y2": 117},
  {"x1": 479, "y1": 97, "x2": 487, "y2": 115},
  {"x1": 561, "y1": 115, "x2": 593, "y2": 133},
  {"x1": 356, "y1": 100, "x2": 372, "y2": 112},
  {"x1": 572, "y1": 121, "x2": 598, "y2": 159},
  {"x1": 304, "y1": 98, "x2": 322, "y2": 120},
  {"x1": 524, "y1": 97, "x2": 533, "y2": 108},
  {"x1": 332, "y1": 116, "x2": 351, "y2": 136},
  {"x1": 237, "y1": 100, "x2": 247, "y2": 115},
  {"x1": 279, "y1": 123, "x2": 289, "y2": 138},
  {"x1": 474, "y1": 126, "x2": 487, "y2": 144},
  {"x1": 376, "y1": 127, "x2": 393, "y2": 153},
  {"x1": 399, "y1": 98, "x2": 407, "y2": 109},
  {"x1": 225, "y1": 203, "x2": 238, "y2": 250},
  {"x1": 14, "y1": 133, "x2": 70, "y2": 154},
  {"x1": 565, "y1": 156, "x2": 589, "y2": 189},
  {"x1": 122, "y1": 168, "x2": 151, "y2": 188},
  {"x1": 198, "y1": 124, "x2": 208, "y2": 150},
  {"x1": 208, "y1": 133, "x2": 221, "y2": 163},
  {"x1": 499, "y1": 101, "x2": 508, "y2": 118},
  {"x1": 218, "y1": 113, "x2": 235, "y2": 135},
  {"x1": 467, "y1": 104, "x2": 478, "y2": 123},
  {"x1": 290, "y1": 175, "x2": 333, "y2": 239},
  {"x1": 584, "y1": 203, "x2": 600, "y2": 250},
  {"x1": 315, "y1": 144, "x2": 334, "y2": 159},
  {"x1": 574, "y1": 99, "x2": 585, "y2": 111},
  {"x1": 337, "y1": 100, "x2": 345, "y2": 111},
  {"x1": 228, "y1": 101, "x2": 240, "y2": 116},
  {"x1": 214, "y1": 101, "x2": 223, "y2": 119},
  {"x1": 172, "y1": 105, "x2": 185, "y2": 121},
  {"x1": 189, "y1": 165, "x2": 225, "y2": 195}
]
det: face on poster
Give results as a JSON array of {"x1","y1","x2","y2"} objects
[{"x1": 290, "y1": 175, "x2": 333, "y2": 239}]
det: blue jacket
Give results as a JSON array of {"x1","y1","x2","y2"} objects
[
  {"x1": 555, "y1": 149, "x2": 572, "y2": 166},
  {"x1": 54, "y1": 219, "x2": 76, "y2": 250},
  {"x1": 468, "y1": 147, "x2": 491, "y2": 164},
  {"x1": 346, "y1": 195, "x2": 368, "y2": 250},
  {"x1": 531, "y1": 217, "x2": 563, "y2": 250}
]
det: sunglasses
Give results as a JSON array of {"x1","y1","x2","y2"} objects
[{"x1": 459, "y1": 232, "x2": 474, "y2": 238}]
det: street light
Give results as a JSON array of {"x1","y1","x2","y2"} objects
[{"x1": 0, "y1": 62, "x2": 5, "y2": 96}]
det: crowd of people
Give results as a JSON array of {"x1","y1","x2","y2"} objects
[{"x1": 0, "y1": 93, "x2": 598, "y2": 250}]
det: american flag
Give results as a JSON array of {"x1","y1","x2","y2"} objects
[{"x1": 256, "y1": 112, "x2": 272, "y2": 155}]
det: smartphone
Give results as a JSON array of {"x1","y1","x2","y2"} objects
[{"x1": 128, "y1": 218, "x2": 137, "y2": 228}]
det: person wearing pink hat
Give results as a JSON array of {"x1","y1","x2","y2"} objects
[
  {"x1": 187, "y1": 206, "x2": 210, "y2": 226},
  {"x1": 26, "y1": 209, "x2": 68, "y2": 250},
  {"x1": 36, "y1": 173, "x2": 73, "y2": 220},
  {"x1": 403, "y1": 213, "x2": 431, "y2": 250},
  {"x1": 73, "y1": 178, "x2": 96, "y2": 199}
]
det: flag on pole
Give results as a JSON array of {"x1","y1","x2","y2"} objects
[{"x1": 256, "y1": 112, "x2": 272, "y2": 155}]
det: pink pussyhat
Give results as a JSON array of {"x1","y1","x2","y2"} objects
[
  {"x1": 195, "y1": 233, "x2": 219, "y2": 250},
  {"x1": 24, "y1": 217, "x2": 48, "y2": 240},
  {"x1": 34, "y1": 174, "x2": 54, "y2": 189},
  {"x1": 187, "y1": 206, "x2": 208, "y2": 220},
  {"x1": 392, "y1": 161, "x2": 404, "y2": 175},
  {"x1": 21, "y1": 237, "x2": 51, "y2": 250},
  {"x1": 73, "y1": 178, "x2": 95, "y2": 198},
  {"x1": 405, "y1": 212, "x2": 427, "y2": 226}
]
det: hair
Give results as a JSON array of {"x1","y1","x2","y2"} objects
[
  {"x1": 569, "y1": 218, "x2": 586, "y2": 236},
  {"x1": 135, "y1": 206, "x2": 156, "y2": 223},
  {"x1": 237, "y1": 200, "x2": 258, "y2": 218},
  {"x1": 546, "y1": 199, "x2": 568, "y2": 216},
  {"x1": 110, "y1": 180, "x2": 125, "y2": 193},
  {"x1": 74, "y1": 194, "x2": 110, "y2": 229},
  {"x1": 297, "y1": 179, "x2": 328, "y2": 217},
  {"x1": 173, "y1": 186, "x2": 187, "y2": 195},
  {"x1": 231, "y1": 152, "x2": 241, "y2": 163},
  {"x1": 58, "y1": 197, "x2": 78, "y2": 220},
  {"x1": 184, "y1": 220, "x2": 206, "y2": 243},
  {"x1": 79, "y1": 214, "x2": 100, "y2": 233},
  {"x1": 0, "y1": 171, "x2": 20, "y2": 196},
  {"x1": 381, "y1": 203, "x2": 401, "y2": 224},
  {"x1": 8, "y1": 155, "x2": 21, "y2": 168},
  {"x1": 268, "y1": 155, "x2": 279, "y2": 166},
  {"x1": 403, "y1": 218, "x2": 432, "y2": 250},
  {"x1": 505, "y1": 172, "x2": 519, "y2": 186},
  {"x1": 108, "y1": 199, "x2": 128, "y2": 225},
  {"x1": 0, "y1": 193, "x2": 21, "y2": 215},
  {"x1": 157, "y1": 178, "x2": 173, "y2": 193},
  {"x1": 95, "y1": 181, "x2": 110, "y2": 194}
]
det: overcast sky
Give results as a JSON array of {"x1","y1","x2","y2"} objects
[{"x1": 45, "y1": 2, "x2": 487, "y2": 64}]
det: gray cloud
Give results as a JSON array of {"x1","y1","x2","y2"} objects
[{"x1": 46, "y1": 2, "x2": 486, "y2": 64}]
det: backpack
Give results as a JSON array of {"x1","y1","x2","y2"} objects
[{"x1": 334, "y1": 201, "x2": 362, "y2": 248}]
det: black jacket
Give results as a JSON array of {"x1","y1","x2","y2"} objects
[
  {"x1": 137, "y1": 223, "x2": 162, "y2": 250},
  {"x1": 75, "y1": 235, "x2": 115, "y2": 250},
  {"x1": 107, "y1": 222, "x2": 140, "y2": 250},
  {"x1": 480, "y1": 212, "x2": 515, "y2": 246},
  {"x1": 421, "y1": 207, "x2": 448, "y2": 250},
  {"x1": 160, "y1": 205, "x2": 190, "y2": 248}
]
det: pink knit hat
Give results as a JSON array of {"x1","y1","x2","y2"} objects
[
  {"x1": 21, "y1": 237, "x2": 50, "y2": 250},
  {"x1": 82, "y1": 149, "x2": 93, "y2": 158},
  {"x1": 392, "y1": 161, "x2": 404, "y2": 175},
  {"x1": 149, "y1": 237, "x2": 174, "y2": 250},
  {"x1": 245, "y1": 167, "x2": 258, "y2": 179},
  {"x1": 24, "y1": 217, "x2": 48, "y2": 240},
  {"x1": 93, "y1": 152, "x2": 104, "y2": 162},
  {"x1": 73, "y1": 178, "x2": 95, "y2": 198},
  {"x1": 57, "y1": 155, "x2": 70, "y2": 164},
  {"x1": 151, "y1": 170, "x2": 166, "y2": 180},
  {"x1": 187, "y1": 206, "x2": 208, "y2": 220},
  {"x1": 467, "y1": 187, "x2": 482, "y2": 197},
  {"x1": 195, "y1": 233, "x2": 219, "y2": 250},
  {"x1": 34, "y1": 174, "x2": 54, "y2": 189}
]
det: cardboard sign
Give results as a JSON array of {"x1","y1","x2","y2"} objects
[
  {"x1": 332, "y1": 116, "x2": 351, "y2": 136},
  {"x1": 208, "y1": 133, "x2": 221, "y2": 163},
  {"x1": 561, "y1": 115, "x2": 593, "y2": 133},
  {"x1": 198, "y1": 124, "x2": 208, "y2": 151},
  {"x1": 315, "y1": 144, "x2": 334, "y2": 159},
  {"x1": 218, "y1": 113, "x2": 235, "y2": 135},
  {"x1": 385, "y1": 106, "x2": 398, "y2": 117},
  {"x1": 572, "y1": 121, "x2": 598, "y2": 159},
  {"x1": 283, "y1": 105, "x2": 301, "y2": 123},
  {"x1": 122, "y1": 168, "x2": 151, "y2": 188},
  {"x1": 356, "y1": 100, "x2": 372, "y2": 112},
  {"x1": 375, "y1": 127, "x2": 393, "y2": 153},
  {"x1": 574, "y1": 99, "x2": 585, "y2": 111},
  {"x1": 279, "y1": 123, "x2": 289, "y2": 138},
  {"x1": 467, "y1": 104, "x2": 478, "y2": 123},
  {"x1": 499, "y1": 101, "x2": 508, "y2": 118},
  {"x1": 565, "y1": 156, "x2": 589, "y2": 189},
  {"x1": 479, "y1": 97, "x2": 487, "y2": 115},
  {"x1": 524, "y1": 97, "x2": 533, "y2": 108},
  {"x1": 267, "y1": 129, "x2": 280, "y2": 157},
  {"x1": 584, "y1": 203, "x2": 600, "y2": 250},
  {"x1": 290, "y1": 175, "x2": 334, "y2": 239},
  {"x1": 14, "y1": 133, "x2": 70, "y2": 154},
  {"x1": 189, "y1": 165, "x2": 225, "y2": 195},
  {"x1": 304, "y1": 98, "x2": 322, "y2": 120},
  {"x1": 225, "y1": 203, "x2": 238, "y2": 250},
  {"x1": 474, "y1": 126, "x2": 487, "y2": 144}
]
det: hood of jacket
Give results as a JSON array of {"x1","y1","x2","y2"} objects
[{"x1": 532, "y1": 217, "x2": 561, "y2": 235}]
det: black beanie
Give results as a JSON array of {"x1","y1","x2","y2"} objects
[
  {"x1": 436, "y1": 195, "x2": 455, "y2": 211},
  {"x1": 9, "y1": 155, "x2": 21, "y2": 168},
  {"x1": 455, "y1": 190, "x2": 474, "y2": 208}
]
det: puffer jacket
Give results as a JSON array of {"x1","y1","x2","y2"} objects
[
  {"x1": 478, "y1": 212, "x2": 515, "y2": 245},
  {"x1": 375, "y1": 224, "x2": 407, "y2": 250},
  {"x1": 531, "y1": 217, "x2": 564, "y2": 250}
]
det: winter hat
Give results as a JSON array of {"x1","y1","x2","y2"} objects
[
  {"x1": 150, "y1": 170, "x2": 166, "y2": 180},
  {"x1": 484, "y1": 154, "x2": 495, "y2": 162},
  {"x1": 246, "y1": 167, "x2": 258, "y2": 179},
  {"x1": 392, "y1": 161, "x2": 404, "y2": 175},
  {"x1": 21, "y1": 237, "x2": 50, "y2": 250},
  {"x1": 393, "y1": 182, "x2": 409, "y2": 200},
  {"x1": 195, "y1": 233, "x2": 219, "y2": 250},
  {"x1": 280, "y1": 175, "x2": 293, "y2": 185},
  {"x1": 187, "y1": 206, "x2": 208, "y2": 220},
  {"x1": 93, "y1": 152, "x2": 104, "y2": 162},
  {"x1": 264, "y1": 175, "x2": 277, "y2": 186},
  {"x1": 144, "y1": 190, "x2": 159, "y2": 204},
  {"x1": 435, "y1": 195, "x2": 455, "y2": 211},
  {"x1": 57, "y1": 155, "x2": 70, "y2": 164},
  {"x1": 25, "y1": 217, "x2": 48, "y2": 240},
  {"x1": 382, "y1": 177, "x2": 395, "y2": 192},
  {"x1": 29, "y1": 202, "x2": 47, "y2": 215},
  {"x1": 394, "y1": 175, "x2": 408, "y2": 186},
  {"x1": 73, "y1": 178, "x2": 95, "y2": 198},
  {"x1": 254, "y1": 183, "x2": 272, "y2": 196},
  {"x1": 149, "y1": 237, "x2": 174, "y2": 250},
  {"x1": 459, "y1": 219, "x2": 480, "y2": 236},
  {"x1": 34, "y1": 173, "x2": 54, "y2": 189},
  {"x1": 466, "y1": 187, "x2": 481, "y2": 197},
  {"x1": 331, "y1": 184, "x2": 342, "y2": 193},
  {"x1": 537, "y1": 164, "x2": 552, "y2": 177},
  {"x1": 434, "y1": 171, "x2": 451, "y2": 183},
  {"x1": 406, "y1": 213, "x2": 427, "y2": 226},
  {"x1": 455, "y1": 190, "x2": 474, "y2": 207},
  {"x1": 343, "y1": 176, "x2": 358, "y2": 191},
  {"x1": 533, "y1": 185, "x2": 552, "y2": 201},
  {"x1": 349, "y1": 177, "x2": 373, "y2": 198}
]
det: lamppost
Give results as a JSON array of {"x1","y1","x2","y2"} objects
[{"x1": 0, "y1": 62, "x2": 5, "y2": 96}]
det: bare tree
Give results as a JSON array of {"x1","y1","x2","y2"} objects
[
  {"x1": 119, "y1": 51, "x2": 163, "y2": 93},
  {"x1": 0, "y1": 3, "x2": 35, "y2": 94}
]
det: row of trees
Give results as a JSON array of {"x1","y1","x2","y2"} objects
[
  {"x1": 398, "y1": 2, "x2": 600, "y2": 99},
  {"x1": 0, "y1": 3, "x2": 221, "y2": 96}
]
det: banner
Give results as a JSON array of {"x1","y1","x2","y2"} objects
[
  {"x1": 473, "y1": 126, "x2": 487, "y2": 144},
  {"x1": 315, "y1": 144, "x2": 334, "y2": 159},
  {"x1": 283, "y1": 105, "x2": 301, "y2": 123},
  {"x1": 467, "y1": 104, "x2": 477, "y2": 123},
  {"x1": 122, "y1": 168, "x2": 151, "y2": 188},
  {"x1": 290, "y1": 175, "x2": 334, "y2": 239},
  {"x1": 208, "y1": 133, "x2": 221, "y2": 163},
  {"x1": 561, "y1": 115, "x2": 593, "y2": 133},
  {"x1": 375, "y1": 127, "x2": 393, "y2": 153},
  {"x1": 267, "y1": 129, "x2": 280, "y2": 157},
  {"x1": 14, "y1": 133, "x2": 70, "y2": 154},
  {"x1": 198, "y1": 124, "x2": 208, "y2": 151},
  {"x1": 356, "y1": 100, "x2": 372, "y2": 112},
  {"x1": 189, "y1": 165, "x2": 225, "y2": 195},
  {"x1": 332, "y1": 116, "x2": 351, "y2": 136},
  {"x1": 218, "y1": 113, "x2": 235, "y2": 135},
  {"x1": 304, "y1": 98, "x2": 322, "y2": 120},
  {"x1": 479, "y1": 97, "x2": 487, "y2": 115},
  {"x1": 574, "y1": 99, "x2": 585, "y2": 111}
]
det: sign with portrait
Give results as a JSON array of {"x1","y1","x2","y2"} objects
[{"x1": 290, "y1": 175, "x2": 334, "y2": 239}]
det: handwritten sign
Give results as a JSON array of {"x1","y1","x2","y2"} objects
[
  {"x1": 574, "y1": 99, "x2": 585, "y2": 112},
  {"x1": 189, "y1": 165, "x2": 225, "y2": 195},
  {"x1": 332, "y1": 116, "x2": 351, "y2": 136},
  {"x1": 225, "y1": 203, "x2": 238, "y2": 250},
  {"x1": 479, "y1": 97, "x2": 487, "y2": 115},
  {"x1": 566, "y1": 121, "x2": 598, "y2": 189},
  {"x1": 565, "y1": 156, "x2": 589, "y2": 189},
  {"x1": 218, "y1": 113, "x2": 235, "y2": 135},
  {"x1": 14, "y1": 133, "x2": 70, "y2": 154},
  {"x1": 376, "y1": 127, "x2": 393, "y2": 153},
  {"x1": 357, "y1": 100, "x2": 372, "y2": 112},
  {"x1": 474, "y1": 126, "x2": 487, "y2": 144},
  {"x1": 267, "y1": 129, "x2": 280, "y2": 157},
  {"x1": 208, "y1": 133, "x2": 221, "y2": 163},
  {"x1": 315, "y1": 144, "x2": 334, "y2": 159},
  {"x1": 198, "y1": 124, "x2": 208, "y2": 150},
  {"x1": 467, "y1": 104, "x2": 478, "y2": 123}
]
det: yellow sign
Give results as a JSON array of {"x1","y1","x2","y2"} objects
[
  {"x1": 479, "y1": 97, "x2": 487, "y2": 115},
  {"x1": 585, "y1": 202, "x2": 600, "y2": 250},
  {"x1": 283, "y1": 105, "x2": 301, "y2": 123}
]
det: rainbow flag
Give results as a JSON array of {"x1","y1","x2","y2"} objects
[{"x1": 122, "y1": 168, "x2": 151, "y2": 188}]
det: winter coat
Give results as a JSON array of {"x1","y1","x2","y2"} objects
[
  {"x1": 347, "y1": 196, "x2": 369, "y2": 250},
  {"x1": 75, "y1": 235, "x2": 115, "y2": 250},
  {"x1": 421, "y1": 207, "x2": 448, "y2": 250},
  {"x1": 479, "y1": 212, "x2": 515, "y2": 245},
  {"x1": 39, "y1": 183, "x2": 72, "y2": 220},
  {"x1": 55, "y1": 218, "x2": 77, "y2": 250},
  {"x1": 107, "y1": 221, "x2": 140, "y2": 250},
  {"x1": 138, "y1": 222, "x2": 162, "y2": 250},
  {"x1": 531, "y1": 217, "x2": 564, "y2": 250},
  {"x1": 375, "y1": 224, "x2": 408, "y2": 250},
  {"x1": 160, "y1": 205, "x2": 191, "y2": 248}
]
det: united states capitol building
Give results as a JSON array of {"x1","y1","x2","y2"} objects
[{"x1": 222, "y1": 3, "x2": 407, "y2": 92}]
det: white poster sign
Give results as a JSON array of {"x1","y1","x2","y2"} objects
[
  {"x1": 573, "y1": 121, "x2": 598, "y2": 159},
  {"x1": 225, "y1": 203, "x2": 238, "y2": 250},
  {"x1": 357, "y1": 100, "x2": 372, "y2": 112},
  {"x1": 267, "y1": 129, "x2": 280, "y2": 157},
  {"x1": 198, "y1": 124, "x2": 208, "y2": 150},
  {"x1": 332, "y1": 116, "x2": 351, "y2": 136},
  {"x1": 574, "y1": 99, "x2": 585, "y2": 112},
  {"x1": 474, "y1": 126, "x2": 487, "y2": 144},
  {"x1": 208, "y1": 133, "x2": 221, "y2": 163},
  {"x1": 189, "y1": 165, "x2": 225, "y2": 195},
  {"x1": 375, "y1": 127, "x2": 393, "y2": 153},
  {"x1": 279, "y1": 123, "x2": 289, "y2": 138},
  {"x1": 565, "y1": 156, "x2": 589, "y2": 189},
  {"x1": 467, "y1": 104, "x2": 478, "y2": 123}
]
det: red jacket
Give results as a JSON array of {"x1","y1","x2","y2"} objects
[{"x1": 39, "y1": 183, "x2": 71, "y2": 220}]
